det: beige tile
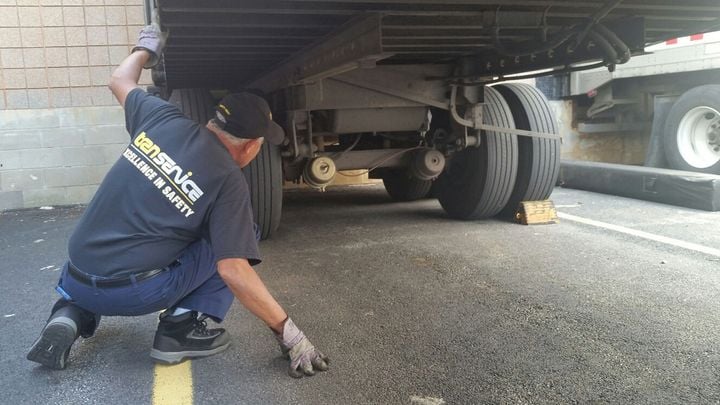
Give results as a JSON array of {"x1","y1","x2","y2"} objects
[
  {"x1": 49, "y1": 87, "x2": 71, "y2": 107},
  {"x1": 68, "y1": 66, "x2": 90, "y2": 86},
  {"x1": 65, "y1": 26, "x2": 85, "y2": 46},
  {"x1": 67, "y1": 46, "x2": 88, "y2": 66},
  {"x1": 87, "y1": 46, "x2": 109, "y2": 65},
  {"x1": 0, "y1": 28, "x2": 21, "y2": 47},
  {"x1": 86, "y1": 26, "x2": 107, "y2": 46},
  {"x1": 41, "y1": 6, "x2": 63, "y2": 26},
  {"x1": 89, "y1": 65, "x2": 109, "y2": 86},
  {"x1": 43, "y1": 26, "x2": 65, "y2": 46},
  {"x1": 62, "y1": 6, "x2": 84, "y2": 26},
  {"x1": 4, "y1": 69, "x2": 27, "y2": 88},
  {"x1": 89, "y1": 85, "x2": 113, "y2": 106},
  {"x1": 70, "y1": 86, "x2": 92, "y2": 106},
  {"x1": 20, "y1": 27, "x2": 43, "y2": 47},
  {"x1": 27, "y1": 88, "x2": 50, "y2": 108},
  {"x1": 126, "y1": 25, "x2": 143, "y2": 44},
  {"x1": 139, "y1": 68, "x2": 152, "y2": 85},
  {"x1": 6, "y1": 89, "x2": 29, "y2": 108},
  {"x1": 0, "y1": 90, "x2": 4, "y2": 109},
  {"x1": 45, "y1": 47, "x2": 68, "y2": 67},
  {"x1": 0, "y1": 7, "x2": 19, "y2": 26},
  {"x1": 62, "y1": 0, "x2": 83, "y2": 5},
  {"x1": 25, "y1": 68, "x2": 48, "y2": 87},
  {"x1": 47, "y1": 67, "x2": 69, "y2": 87},
  {"x1": 22, "y1": 47, "x2": 45, "y2": 67},
  {"x1": 125, "y1": 5, "x2": 144, "y2": 25},
  {"x1": 108, "y1": 44, "x2": 128, "y2": 65},
  {"x1": 105, "y1": 6, "x2": 125, "y2": 25},
  {"x1": 17, "y1": 0, "x2": 40, "y2": 5},
  {"x1": 103, "y1": 0, "x2": 126, "y2": 5},
  {"x1": 84, "y1": 5, "x2": 104, "y2": 25},
  {"x1": 18, "y1": 7, "x2": 41, "y2": 26},
  {"x1": 83, "y1": 0, "x2": 103, "y2": 5},
  {"x1": 107, "y1": 25, "x2": 128, "y2": 45},
  {"x1": 40, "y1": 0, "x2": 62, "y2": 5},
  {"x1": 1, "y1": 48, "x2": 24, "y2": 68}
]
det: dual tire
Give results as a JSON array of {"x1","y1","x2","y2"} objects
[
  {"x1": 436, "y1": 83, "x2": 560, "y2": 219},
  {"x1": 437, "y1": 86, "x2": 519, "y2": 218}
]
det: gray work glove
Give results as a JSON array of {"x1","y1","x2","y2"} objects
[
  {"x1": 275, "y1": 318, "x2": 329, "y2": 378},
  {"x1": 131, "y1": 23, "x2": 166, "y2": 68}
]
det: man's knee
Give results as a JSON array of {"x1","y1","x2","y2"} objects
[{"x1": 50, "y1": 299, "x2": 101, "y2": 338}]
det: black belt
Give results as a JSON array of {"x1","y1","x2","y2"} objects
[{"x1": 67, "y1": 263, "x2": 167, "y2": 288}]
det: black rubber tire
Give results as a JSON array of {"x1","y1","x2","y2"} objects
[
  {"x1": 663, "y1": 85, "x2": 720, "y2": 174},
  {"x1": 242, "y1": 143, "x2": 283, "y2": 240},
  {"x1": 169, "y1": 88, "x2": 282, "y2": 240},
  {"x1": 494, "y1": 83, "x2": 561, "y2": 217},
  {"x1": 437, "y1": 86, "x2": 519, "y2": 219},
  {"x1": 381, "y1": 169, "x2": 433, "y2": 202},
  {"x1": 168, "y1": 88, "x2": 215, "y2": 125}
]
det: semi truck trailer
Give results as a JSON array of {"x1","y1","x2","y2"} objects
[{"x1": 144, "y1": 0, "x2": 720, "y2": 238}]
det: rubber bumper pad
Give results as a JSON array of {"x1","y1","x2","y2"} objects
[{"x1": 558, "y1": 160, "x2": 720, "y2": 211}]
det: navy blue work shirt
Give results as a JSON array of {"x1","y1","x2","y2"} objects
[{"x1": 68, "y1": 88, "x2": 261, "y2": 277}]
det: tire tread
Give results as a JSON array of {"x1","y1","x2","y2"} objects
[{"x1": 494, "y1": 83, "x2": 560, "y2": 216}]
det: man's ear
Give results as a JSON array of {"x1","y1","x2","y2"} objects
[{"x1": 244, "y1": 138, "x2": 262, "y2": 155}]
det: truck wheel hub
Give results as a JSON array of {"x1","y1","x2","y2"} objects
[
  {"x1": 411, "y1": 149, "x2": 446, "y2": 180},
  {"x1": 303, "y1": 157, "x2": 337, "y2": 189},
  {"x1": 677, "y1": 106, "x2": 720, "y2": 168}
]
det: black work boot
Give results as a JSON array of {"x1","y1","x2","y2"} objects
[
  {"x1": 27, "y1": 301, "x2": 97, "y2": 370},
  {"x1": 150, "y1": 311, "x2": 230, "y2": 364}
]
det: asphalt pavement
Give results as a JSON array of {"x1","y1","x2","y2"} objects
[{"x1": 1, "y1": 185, "x2": 719, "y2": 404}]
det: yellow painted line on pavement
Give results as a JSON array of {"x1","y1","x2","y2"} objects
[
  {"x1": 558, "y1": 212, "x2": 720, "y2": 258},
  {"x1": 152, "y1": 362, "x2": 193, "y2": 405}
]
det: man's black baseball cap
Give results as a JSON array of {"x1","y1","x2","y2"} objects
[{"x1": 213, "y1": 92, "x2": 285, "y2": 145}]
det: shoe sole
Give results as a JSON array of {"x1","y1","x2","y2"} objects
[
  {"x1": 150, "y1": 343, "x2": 230, "y2": 364},
  {"x1": 26, "y1": 322, "x2": 76, "y2": 370}
]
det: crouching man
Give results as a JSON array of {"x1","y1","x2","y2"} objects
[{"x1": 27, "y1": 25, "x2": 328, "y2": 378}]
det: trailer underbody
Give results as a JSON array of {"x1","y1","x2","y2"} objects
[{"x1": 149, "y1": 0, "x2": 720, "y2": 238}]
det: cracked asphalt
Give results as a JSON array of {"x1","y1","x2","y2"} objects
[{"x1": 1, "y1": 185, "x2": 719, "y2": 404}]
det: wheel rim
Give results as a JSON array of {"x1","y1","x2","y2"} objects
[{"x1": 677, "y1": 106, "x2": 720, "y2": 168}]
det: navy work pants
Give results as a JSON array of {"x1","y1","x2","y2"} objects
[{"x1": 57, "y1": 240, "x2": 234, "y2": 323}]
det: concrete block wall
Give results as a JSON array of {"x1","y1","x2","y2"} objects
[
  {"x1": 0, "y1": 106, "x2": 128, "y2": 209},
  {"x1": 0, "y1": 0, "x2": 151, "y2": 210}
]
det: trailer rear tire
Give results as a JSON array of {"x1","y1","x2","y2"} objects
[
  {"x1": 494, "y1": 83, "x2": 560, "y2": 217},
  {"x1": 381, "y1": 169, "x2": 433, "y2": 201},
  {"x1": 664, "y1": 85, "x2": 720, "y2": 174},
  {"x1": 168, "y1": 88, "x2": 215, "y2": 124},
  {"x1": 437, "y1": 87, "x2": 518, "y2": 219},
  {"x1": 169, "y1": 88, "x2": 282, "y2": 240},
  {"x1": 242, "y1": 143, "x2": 283, "y2": 240}
]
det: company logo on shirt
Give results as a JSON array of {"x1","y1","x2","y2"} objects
[
  {"x1": 121, "y1": 131, "x2": 204, "y2": 218},
  {"x1": 132, "y1": 132, "x2": 205, "y2": 203}
]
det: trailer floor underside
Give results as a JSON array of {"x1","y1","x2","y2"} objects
[{"x1": 156, "y1": 0, "x2": 720, "y2": 89}]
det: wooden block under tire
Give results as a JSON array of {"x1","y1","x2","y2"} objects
[{"x1": 515, "y1": 200, "x2": 558, "y2": 225}]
